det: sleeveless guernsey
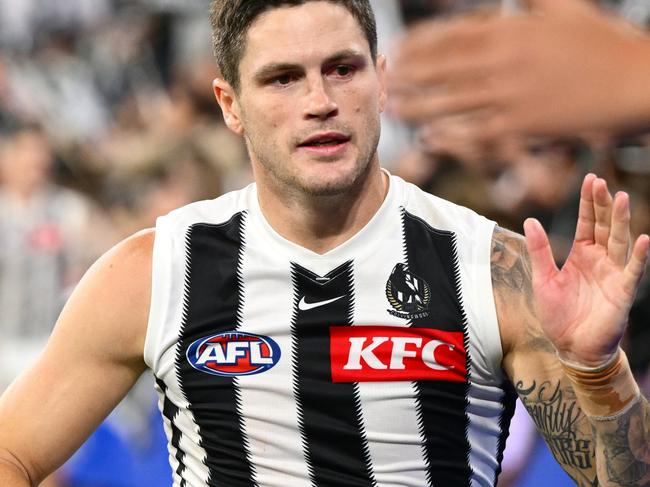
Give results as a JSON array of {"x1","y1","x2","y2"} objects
[{"x1": 144, "y1": 174, "x2": 517, "y2": 487}]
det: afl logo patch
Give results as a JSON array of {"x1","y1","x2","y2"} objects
[{"x1": 186, "y1": 332, "x2": 281, "y2": 377}]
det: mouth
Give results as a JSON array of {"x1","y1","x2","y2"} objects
[{"x1": 298, "y1": 132, "x2": 351, "y2": 149}]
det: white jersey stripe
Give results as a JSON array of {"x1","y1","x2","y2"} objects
[
  {"x1": 350, "y1": 206, "x2": 430, "y2": 486},
  {"x1": 236, "y1": 222, "x2": 313, "y2": 487},
  {"x1": 150, "y1": 216, "x2": 210, "y2": 487}
]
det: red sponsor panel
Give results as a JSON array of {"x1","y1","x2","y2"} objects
[{"x1": 330, "y1": 326, "x2": 467, "y2": 383}]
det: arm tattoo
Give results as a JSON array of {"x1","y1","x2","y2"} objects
[
  {"x1": 491, "y1": 227, "x2": 556, "y2": 353},
  {"x1": 516, "y1": 379, "x2": 599, "y2": 486},
  {"x1": 600, "y1": 398, "x2": 650, "y2": 486},
  {"x1": 490, "y1": 226, "x2": 534, "y2": 301},
  {"x1": 516, "y1": 380, "x2": 594, "y2": 469}
]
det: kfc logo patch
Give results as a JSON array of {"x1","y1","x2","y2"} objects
[{"x1": 330, "y1": 326, "x2": 467, "y2": 382}]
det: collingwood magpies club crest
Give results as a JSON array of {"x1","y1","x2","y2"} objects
[{"x1": 386, "y1": 263, "x2": 431, "y2": 320}]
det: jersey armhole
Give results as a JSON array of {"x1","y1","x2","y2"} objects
[
  {"x1": 468, "y1": 219, "x2": 506, "y2": 382},
  {"x1": 143, "y1": 217, "x2": 173, "y2": 371}
]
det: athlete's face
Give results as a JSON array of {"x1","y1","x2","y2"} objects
[{"x1": 214, "y1": 2, "x2": 387, "y2": 197}]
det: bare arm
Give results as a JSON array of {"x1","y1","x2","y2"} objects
[
  {"x1": 493, "y1": 182, "x2": 650, "y2": 487},
  {"x1": 0, "y1": 230, "x2": 154, "y2": 486},
  {"x1": 493, "y1": 227, "x2": 601, "y2": 485}
]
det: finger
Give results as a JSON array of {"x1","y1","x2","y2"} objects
[
  {"x1": 416, "y1": 118, "x2": 494, "y2": 163},
  {"x1": 388, "y1": 55, "x2": 496, "y2": 91},
  {"x1": 607, "y1": 192, "x2": 631, "y2": 266},
  {"x1": 390, "y1": 86, "x2": 499, "y2": 123},
  {"x1": 522, "y1": 0, "x2": 560, "y2": 10},
  {"x1": 524, "y1": 0, "x2": 595, "y2": 15},
  {"x1": 574, "y1": 173, "x2": 597, "y2": 243},
  {"x1": 592, "y1": 178, "x2": 613, "y2": 247},
  {"x1": 524, "y1": 218, "x2": 559, "y2": 284},
  {"x1": 420, "y1": 111, "x2": 514, "y2": 148},
  {"x1": 394, "y1": 14, "x2": 492, "y2": 65},
  {"x1": 622, "y1": 234, "x2": 650, "y2": 295}
]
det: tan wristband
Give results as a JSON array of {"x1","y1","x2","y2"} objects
[{"x1": 560, "y1": 349, "x2": 640, "y2": 420}]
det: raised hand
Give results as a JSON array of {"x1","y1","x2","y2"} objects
[
  {"x1": 523, "y1": 174, "x2": 649, "y2": 367},
  {"x1": 389, "y1": 0, "x2": 650, "y2": 139}
]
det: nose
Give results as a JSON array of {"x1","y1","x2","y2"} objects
[{"x1": 303, "y1": 76, "x2": 338, "y2": 120}]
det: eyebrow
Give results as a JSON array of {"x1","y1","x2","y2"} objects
[{"x1": 252, "y1": 49, "x2": 368, "y2": 82}]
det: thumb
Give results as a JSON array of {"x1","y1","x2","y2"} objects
[
  {"x1": 520, "y1": 0, "x2": 592, "y2": 14},
  {"x1": 523, "y1": 218, "x2": 558, "y2": 283}
]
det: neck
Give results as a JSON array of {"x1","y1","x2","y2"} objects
[{"x1": 256, "y1": 162, "x2": 388, "y2": 255}]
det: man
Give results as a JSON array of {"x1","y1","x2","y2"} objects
[
  {"x1": 390, "y1": 0, "x2": 650, "y2": 140},
  {"x1": 0, "y1": 1, "x2": 648, "y2": 486}
]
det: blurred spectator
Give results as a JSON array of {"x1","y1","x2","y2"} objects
[
  {"x1": 4, "y1": 35, "x2": 110, "y2": 142},
  {"x1": 0, "y1": 125, "x2": 98, "y2": 388},
  {"x1": 0, "y1": 0, "x2": 111, "y2": 52},
  {"x1": 0, "y1": 2, "x2": 249, "y2": 487},
  {"x1": 103, "y1": 139, "x2": 229, "y2": 238}
]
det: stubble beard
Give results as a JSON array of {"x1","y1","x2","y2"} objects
[{"x1": 246, "y1": 121, "x2": 381, "y2": 199}]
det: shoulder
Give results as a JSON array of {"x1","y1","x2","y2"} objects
[
  {"x1": 90, "y1": 228, "x2": 155, "y2": 317},
  {"x1": 90, "y1": 228, "x2": 155, "y2": 288},
  {"x1": 56, "y1": 228, "x2": 156, "y2": 365}
]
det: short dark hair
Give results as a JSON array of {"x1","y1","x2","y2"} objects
[{"x1": 210, "y1": 0, "x2": 377, "y2": 91}]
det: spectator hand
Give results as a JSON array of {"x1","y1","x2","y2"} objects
[
  {"x1": 390, "y1": 0, "x2": 650, "y2": 139},
  {"x1": 523, "y1": 174, "x2": 649, "y2": 368}
]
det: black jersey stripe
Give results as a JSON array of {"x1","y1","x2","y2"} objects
[
  {"x1": 290, "y1": 262, "x2": 376, "y2": 487},
  {"x1": 289, "y1": 269, "x2": 317, "y2": 486},
  {"x1": 175, "y1": 213, "x2": 256, "y2": 487},
  {"x1": 401, "y1": 209, "x2": 473, "y2": 486},
  {"x1": 493, "y1": 382, "x2": 518, "y2": 486},
  {"x1": 155, "y1": 377, "x2": 187, "y2": 487}
]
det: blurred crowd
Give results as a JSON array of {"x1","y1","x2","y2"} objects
[{"x1": 0, "y1": 0, "x2": 648, "y2": 486}]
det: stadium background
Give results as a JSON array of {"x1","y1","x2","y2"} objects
[{"x1": 0, "y1": 0, "x2": 648, "y2": 485}]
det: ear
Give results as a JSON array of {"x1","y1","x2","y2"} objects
[
  {"x1": 213, "y1": 77, "x2": 245, "y2": 136},
  {"x1": 376, "y1": 54, "x2": 388, "y2": 114}
]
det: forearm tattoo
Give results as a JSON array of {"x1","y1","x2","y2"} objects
[
  {"x1": 599, "y1": 398, "x2": 650, "y2": 486},
  {"x1": 516, "y1": 379, "x2": 599, "y2": 487}
]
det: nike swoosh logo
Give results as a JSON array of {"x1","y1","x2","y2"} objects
[{"x1": 298, "y1": 295, "x2": 346, "y2": 311}]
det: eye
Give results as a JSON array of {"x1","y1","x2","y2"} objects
[
  {"x1": 275, "y1": 74, "x2": 292, "y2": 85},
  {"x1": 330, "y1": 65, "x2": 356, "y2": 78},
  {"x1": 270, "y1": 73, "x2": 296, "y2": 87},
  {"x1": 336, "y1": 65, "x2": 351, "y2": 76}
]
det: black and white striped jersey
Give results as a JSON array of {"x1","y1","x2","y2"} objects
[{"x1": 145, "y1": 173, "x2": 517, "y2": 487}]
